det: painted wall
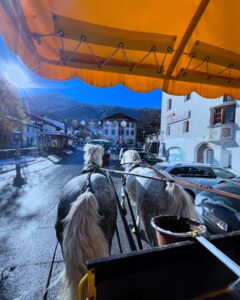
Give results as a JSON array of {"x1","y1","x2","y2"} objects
[
  {"x1": 160, "y1": 92, "x2": 240, "y2": 169},
  {"x1": 102, "y1": 121, "x2": 136, "y2": 145}
]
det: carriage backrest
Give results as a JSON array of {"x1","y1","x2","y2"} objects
[{"x1": 86, "y1": 231, "x2": 240, "y2": 300}]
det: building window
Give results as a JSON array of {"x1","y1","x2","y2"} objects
[
  {"x1": 184, "y1": 94, "x2": 191, "y2": 101},
  {"x1": 126, "y1": 122, "x2": 130, "y2": 127},
  {"x1": 166, "y1": 126, "x2": 170, "y2": 135},
  {"x1": 167, "y1": 98, "x2": 172, "y2": 110},
  {"x1": 212, "y1": 105, "x2": 235, "y2": 125},
  {"x1": 214, "y1": 107, "x2": 222, "y2": 124},
  {"x1": 111, "y1": 129, "x2": 115, "y2": 135},
  {"x1": 131, "y1": 130, "x2": 134, "y2": 135},
  {"x1": 225, "y1": 105, "x2": 235, "y2": 123},
  {"x1": 105, "y1": 129, "x2": 108, "y2": 135},
  {"x1": 223, "y1": 95, "x2": 234, "y2": 102},
  {"x1": 183, "y1": 120, "x2": 189, "y2": 132},
  {"x1": 131, "y1": 123, "x2": 134, "y2": 128},
  {"x1": 126, "y1": 130, "x2": 129, "y2": 135}
]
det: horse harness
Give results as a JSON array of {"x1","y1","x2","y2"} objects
[
  {"x1": 121, "y1": 161, "x2": 173, "y2": 188},
  {"x1": 79, "y1": 162, "x2": 109, "y2": 194}
]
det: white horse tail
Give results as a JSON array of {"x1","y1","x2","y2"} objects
[
  {"x1": 60, "y1": 191, "x2": 108, "y2": 300},
  {"x1": 166, "y1": 182, "x2": 197, "y2": 221}
]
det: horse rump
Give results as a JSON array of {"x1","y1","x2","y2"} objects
[{"x1": 60, "y1": 191, "x2": 109, "y2": 300}]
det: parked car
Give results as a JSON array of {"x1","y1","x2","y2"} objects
[
  {"x1": 195, "y1": 179, "x2": 240, "y2": 234},
  {"x1": 137, "y1": 151, "x2": 163, "y2": 166},
  {"x1": 116, "y1": 143, "x2": 128, "y2": 153},
  {"x1": 119, "y1": 147, "x2": 162, "y2": 166},
  {"x1": 153, "y1": 162, "x2": 238, "y2": 199}
]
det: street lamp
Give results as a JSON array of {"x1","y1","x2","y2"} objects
[
  {"x1": 80, "y1": 120, "x2": 85, "y2": 130},
  {"x1": 13, "y1": 130, "x2": 21, "y2": 159},
  {"x1": 120, "y1": 120, "x2": 127, "y2": 127},
  {"x1": 13, "y1": 130, "x2": 25, "y2": 187}
]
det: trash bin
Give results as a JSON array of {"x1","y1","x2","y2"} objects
[{"x1": 151, "y1": 215, "x2": 206, "y2": 246}]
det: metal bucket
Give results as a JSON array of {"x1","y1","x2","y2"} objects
[{"x1": 151, "y1": 215, "x2": 206, "y2": 246}]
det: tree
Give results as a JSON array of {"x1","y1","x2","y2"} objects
[
  {"x1": 0, "y1": 74, "x2": 25, "y2": 148},
  {"x1": 137, "y1": 109, "x2": 161, "y2": 134},
  {"x1": 0, "y1": 79, "x2": 19, "y2": 115}
]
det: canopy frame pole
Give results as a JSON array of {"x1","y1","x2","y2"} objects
[
  {"x1": 166, "y1": 0, "x2": 210, "y2": 76},
  {"x1": 32, "y1": 30, "x2": 64, "y2": 45},
  {"x1": 158, "y1": 49, "x2": 171, "y2": 74},
  {"x1": 64, "y1": 35, "x2": 86, "y2": 64},
  {"x1": 131, "y1": 47, "x2": 155, "y2": 71},
  {"x1": 99, "y1": 45, "x2": 122, "y2": 68},
  {"x1": 121, "y1": 48, "x2": 132, "y2": 70},
  {"x1": 60, "y1": 36, "x2": 66, "y2": 62},
  {"x1": 196, "y1": 235, "x2": 240, "y2": 278},
  {"x1": 85, "y1": 42, "x2": 100, "y2": 65}
]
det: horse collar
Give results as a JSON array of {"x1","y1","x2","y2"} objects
[
  {"x1": 127, "y1": 163, "x2": 143, "y2": 173},
  {"x1": 121, "y1": 163, "x2": 143, "y2": 186},
  {"x1": 80, "y1": 163, "x2": 106, "y2": 176}
]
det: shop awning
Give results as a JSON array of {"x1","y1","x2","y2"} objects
[{"x1": 1, "y1": 0, "x2": 240, "y2": 98}]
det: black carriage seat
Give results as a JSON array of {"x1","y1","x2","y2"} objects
[{"x1": 86, "y1": 231, "x2": 240, "y2": 300}]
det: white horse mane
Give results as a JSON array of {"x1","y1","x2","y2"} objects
[
  {"x1": 121, "y1": 150, "x2": 197, "y2": 246},
  {"x1": 84, "y1": 144, "x2": 104, "y2": 167},
  {"x1": 121, "y1": 149, "x2": 141, "y2": 166}
]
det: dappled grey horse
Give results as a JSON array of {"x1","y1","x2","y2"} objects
[
  {"x1": 121, "y1": 150, "x2": 196, "y2": 247},
  {"x1": 55, "y1": 144, "x2": 117, "y2": 300}
]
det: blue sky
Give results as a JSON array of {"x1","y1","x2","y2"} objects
[{"x1": 0, "y1": 35, "x2": 162, "y2": 109}]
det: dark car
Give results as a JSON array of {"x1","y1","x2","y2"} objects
[
  {"x1": 119, "y1": 147, "x2": 162, "y2": 166},
  {"x1": 154, "y1": 162, "x2": 238, "y2": 199},
  {"x1": 137, "y1": 151, "x2": 163, "y2": 166},
  {"x1": 195, "y1": 179, "x2": 240, "y2": 234},
  {"x1": 116, "y1": 144, "x2": 128, "y2": 153}
]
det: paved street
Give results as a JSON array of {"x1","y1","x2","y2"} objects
[{"x1": 0, "y1": 148, "x2": 146, "y2": 299}]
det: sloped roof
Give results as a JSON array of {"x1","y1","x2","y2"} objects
[{"x1": 101, "y1": 113, "x2": 136, "y2": 121}]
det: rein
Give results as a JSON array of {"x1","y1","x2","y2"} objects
[
  {"x1": 101, "y1": 167, "x2": 240, "y2": 201},
  {"x1": 80, "y1": 163, "x2": 138, "y2": 252}
]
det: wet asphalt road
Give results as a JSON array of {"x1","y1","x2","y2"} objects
[{"x1": 0, "y1": 148, "x2": 147, "y2": 299}]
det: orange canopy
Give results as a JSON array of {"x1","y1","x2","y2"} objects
[{"x1": 1, "y1": 0, "x2": 240, "y2": 98}]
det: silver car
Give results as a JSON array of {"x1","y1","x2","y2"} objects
[{"x1": 154, "y1": 162, "x2": 238, "y2": 199}]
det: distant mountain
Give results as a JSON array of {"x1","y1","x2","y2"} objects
[{"x1": 21, "y1": 94, "x2": 160, "y2": 126}]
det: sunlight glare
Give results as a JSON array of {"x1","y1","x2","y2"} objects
[{"x1": 3, "y1": 63, "x2": 30, "y2": 88}]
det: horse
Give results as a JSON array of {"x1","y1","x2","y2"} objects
[
  {"x1": 55, "y1": 144, "x2": 117, "y2": 300},
  {"x1": 120, "y1": 150, "x2": 197, "y2": 247}
]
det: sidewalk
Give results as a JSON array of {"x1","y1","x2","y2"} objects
[{"x1": 0, "y1": 151, "x2": 75, "y2": 174}]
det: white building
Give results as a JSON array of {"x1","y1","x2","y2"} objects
[
  {"x1": 27, "y1": 113, "x2": 70, "y2": 152},
  {"x1": 101, "y1": 113, "x2": 137, "y2": 145},
  {"x1": 160, "y1": 93, "x2": 240, "y2": 172},
  {"x1": 22, "y1": 121, "x2": 41, "y2": 147}
]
